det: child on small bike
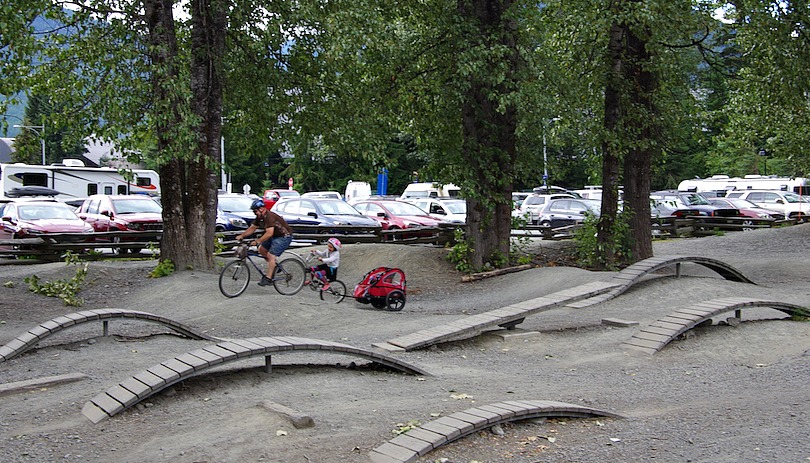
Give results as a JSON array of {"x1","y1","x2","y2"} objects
[{"x1": 310, "y1": 237, "x2": 341, "y2": 290}]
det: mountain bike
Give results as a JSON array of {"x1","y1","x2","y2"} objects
[
  {"x1": 219, "y1": 242, "x2": 306, "y2": 298},
  {"x1": 302, "y1": 253, "x2": 347, "y2": 304}
]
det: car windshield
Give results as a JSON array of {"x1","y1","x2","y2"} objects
[
  {"x1": 727, "y1": 198, "x2": 759, "y2": 208},
  {"x1": 112, "y1": 198, "x2": 162, "y2": 214},
  {"x1": 320, "y1": 201, "x2": 363, "y2": 215},
  {"x1": 680, "y1": 193, "x2": 710, "y2": 205},
  {"x1": 444, "y1": 201, "x2": 466, "y2": 214},
  {"x1": 783, "y1": 192, "x2": 810, "y2": 203},
  {"x1": 219, "y1": 196, "x2": 253, "y2": 212},
  {"x1": 18, "y1": 204, "x2": 79, "y2": 220},
  {"x1": 383, "y1": 201, "x2": 428, "y2": 216}
]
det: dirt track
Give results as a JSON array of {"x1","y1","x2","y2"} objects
[{"x1": 1, "y1": 227, "x2": 810, "y2": 463}]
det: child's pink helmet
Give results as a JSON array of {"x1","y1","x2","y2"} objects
[{"x1": 327, "y1": 237, "x2": 342, "y2": 250}]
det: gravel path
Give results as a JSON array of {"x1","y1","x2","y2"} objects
[{"x1": 1, "y1": 226, "x2": 809, "y2": 463}]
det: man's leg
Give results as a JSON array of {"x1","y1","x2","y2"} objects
[{"x1": 266, "y1": 254, "x2": 277, "y2": 279}]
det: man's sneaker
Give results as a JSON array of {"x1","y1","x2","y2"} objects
[{"x1": 258, "y1": 276, "x2": 273, "y2": 286}]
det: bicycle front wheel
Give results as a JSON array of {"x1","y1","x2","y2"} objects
[
  {"x1": 273, "y1": 257, "x2": 306, "y2": 295},
  {"x1": 319, "y1": 280, "x2": 347, "y2": 304},
  {"x1": 219, "y1": 260, "x2": 251, "y2": 297}
]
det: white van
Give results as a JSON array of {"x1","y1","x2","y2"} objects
[
  {"x1": 399, "y1": 182, "x2": 461, "y2": 199},
  {"x1": 344, "y1": 180, "x2": 372, "y2": 203}
]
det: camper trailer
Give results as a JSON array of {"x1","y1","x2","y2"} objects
[
  {"x1": 0, "y1": 161, "x2": 160, "y2": 199},
  {"x1": 678, "y1": 175, "x2": 810, "y2": 196},
  {"x1": 399, "y1": 182, "x2": 461, "y2": 199}
]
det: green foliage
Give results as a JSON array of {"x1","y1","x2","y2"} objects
[
  {"x1": 446, "y1": 228, "x2": 473, "y2": 273},
  {"x1": 392, "y1": 419, "x2": 421, "y2": 435},
  {"x1": 574, "y1": 212, "x2": 632, "y2": 270},
  {"x1": 149, "y1": 259, "x2": 175, "y2": 278},
  {"x1": 24, "y1": 252, "x2": 88, "y2": 307}
]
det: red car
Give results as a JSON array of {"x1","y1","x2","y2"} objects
[
  {"x1": 262, "y1": 189, "x2": 300, "y2": 209},
  {"x1": 77, "y1": 194, "x2": 162, "y2": 254},
  {"x1": 0, "y1": 199, "x2": 94, "y2": 250},
  {"x1": 352, "y1": 199, "x2": 444, "y2": 239},
  {"x1": 708, "y1": 198, "x2": 785, "y2": 220}
]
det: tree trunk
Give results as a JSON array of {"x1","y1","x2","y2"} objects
[
  {"x1": 623, "y1": 22, "x2": 655, "y2": 262},
  {"x1": 458, "y1": 0, "x2": 518, "y2": 271},
  {"x1": 143, "y1": 0, "x2": 224, "y2": 271},
  {"x1": 597, "y1": 22, "x2": 624, "y2": 269},
  {"x1": 598, "y1": 4, "x2": 656, "y2": 268}
]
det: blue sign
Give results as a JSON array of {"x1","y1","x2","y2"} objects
[{"x1": 377, "y1": 168, "x2": 388, "y2": 195}]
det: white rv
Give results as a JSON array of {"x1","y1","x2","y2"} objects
[
  {"x1": 399, "y1": 182, "x2": 461, "y2": 199},
  {"x1": 0, "y1": 161, "x2": 160, "y2": 199},
  {"x1": 344, "y1": 180, "x2": 372, "y2": 203},
  {"x1": 678, "y1": 175, "x2": 810, "y2": 196}
]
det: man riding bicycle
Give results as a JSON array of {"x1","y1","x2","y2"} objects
[{"x1": 236, "y1": 199, "x2": 294, "y2": 286}]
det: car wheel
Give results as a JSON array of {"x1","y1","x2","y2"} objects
[
  {"x1": 741, "y1": 219, "x2": 754, "y2": 232},
  {"x1": 540, "y1": 220, "x2": 551, "y2": 228}
]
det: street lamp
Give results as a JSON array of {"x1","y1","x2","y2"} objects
[
  {"x1": 13, "y1": 124, "x2": 46, "y2": 165},
  {"x1": 542, "y1": 117, "x2": 560, "y2": 188},
  {"x1": 758, "y1": 148, "x2": 769, "y2": 176}
]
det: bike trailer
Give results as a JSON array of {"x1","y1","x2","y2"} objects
[{"x1": 353, "y1": 266, "x2": 407, "y2": 311}]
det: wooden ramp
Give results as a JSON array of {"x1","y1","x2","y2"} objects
[
  {"x1": 0, "y1": 309, "x2": 216, "y2": 363},
  {"x1": 624, "y1": 297, "x2": 809, "y2": 354},
  {"x1": 567, "y1": 255, "x2": 756, "y2": 308},
  {"x1": 379, "y1": 280, "x2": 622, "y2": 351},
  {"x1": 82, "y1": 336, "x2": 428, "y2": 423},
  {"x1": 369, "y1": 400, "x2": 623, "y2": 463}
]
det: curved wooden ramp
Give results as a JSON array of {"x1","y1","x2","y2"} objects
[
  {"x1": 623, "y1": 297, "x2": 809, "y2": 354},
  {"x1": 369, "y1": 400, "x2": 623, "y2": 463},
  {"x1": 0, "y1": 309, "x2": 216, "y2": 363},
  {"x1": 82, "y1": 336, "x2": 429, "y2": 423},
  {"x1": 380, "y1": 280, "x2": 622, "y2": 351},
  {"x1": 566, "y1": 255, "x2": 756, "y2": 308}
]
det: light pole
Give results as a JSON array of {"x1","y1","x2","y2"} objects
[
  {"x1": 542, "y1": 117, "x2": 560, "y2": 188},
  {"x1": 758, "y1": 148, "x2": 769, "y2": 176},
  {"x1": 13, "y1": 124, "x2": 46, "y2": 165}
]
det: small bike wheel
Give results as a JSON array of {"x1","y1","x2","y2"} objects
[
  {"x1": 219, "y1": 260, "x2": 251, "y2": 297},
  {"x1": 371, "y1": 299, "x2": 387, "y2": 309},
  {"x1": 319, "y1": 280, "x2": 347, "y2": 304},
  {"x1": 273, "y1": 257, "x2": 306, "y2": 295},
  {"x1": 385, "y1": 290, "x2": 406, "y2": 311}
]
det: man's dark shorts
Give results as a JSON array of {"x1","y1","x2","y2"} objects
[{"x1": 261, "y1": 235, "x2": 293, "y2": 257}]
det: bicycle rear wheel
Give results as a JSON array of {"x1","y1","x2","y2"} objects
[
  {"x1": 319, "y1": 280, "x2": 347, "y2": 304},
  {"x1": 219, "y1": 260, "x2": 251, "y2": 297},
  {"x1": 273, "y1": 257, "x2": 306, "y2": 295}
]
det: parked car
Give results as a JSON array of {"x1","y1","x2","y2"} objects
[
  {"x1": 532, "y1": 185, "x2": 582, "y2": 198},
  {"x1": 724, "y1": 190, "x2": 810, "y2": 221},
  {"x1": 519, "y1": 193, "x2": 577, "y2": 224},
  {"x1": 650, "y1": 190, "x2": 738, "y2": 217},
  {"x1": 0, "y1": 199, "x2": 94, "y2": 250},
  {"x1": 217, "y1": 193, "x2": 255, "y2": 229},
  {"x1": 262, "y1": 188, "x2": 300, "y2": 209},
  {"x1": 650, "y1": 200, "x2": 701, "y2": 218},
  {"x1": 352, "y1": 199, "x2": 445, "y2": 239},
  {"x1": 708, "y1": 198, "x2": 785, "y2": 220},
  {"x1": 270, "y1": 197, "x2": 381, "y2": 231},
  {"x1": 405, "y1": 198, "x2": 466, "y2": 224},
  {"x1": 77, "y1": 194, "x2": 162, "y2": 254},
  {"x1": 536, "y1": 198, "x2": 601, "y2": 228},
  {"x1": 216, "y1": 210, "x2": 248, "y2": 232}
]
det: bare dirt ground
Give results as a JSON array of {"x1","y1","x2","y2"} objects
[{"x1": 1, "y1": 226, "x2": 810, "y2": 463}]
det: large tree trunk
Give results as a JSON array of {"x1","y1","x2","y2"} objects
[
  {"x1": 143, "y1": 0, "x2": 225, "y2": 271},
  {"x1": 597, "y1": 22, "x2": 624, "y2": 269},
  {"x1": 458, "y1": 0, "x2": 518, "y2": 271},
  {"x1": 598, "y1": 4, "x2": 656, "y2": 268},
  {"x1": 623, "y1": 22, "x2": 655, "y2": 262}
]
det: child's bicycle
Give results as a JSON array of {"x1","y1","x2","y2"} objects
[
  {"x1": 219, "y1": 241, "x2": 307, "y2": 298},
  {"x1": 303, "y1": 253, "x2": 347, "y2": 304}
]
